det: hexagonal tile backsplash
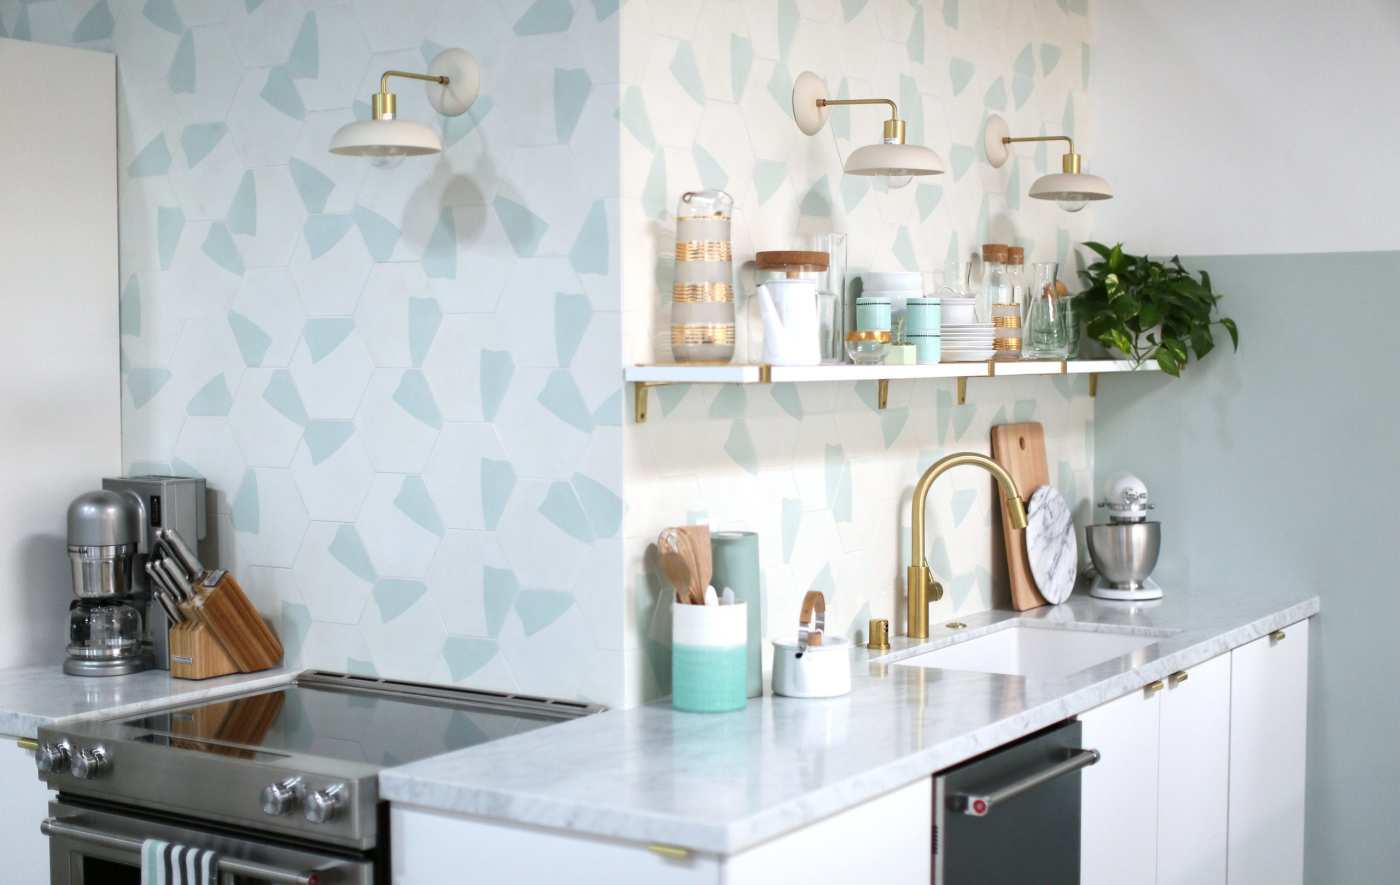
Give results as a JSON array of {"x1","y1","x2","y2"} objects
[{"x1": 9, "y1": 0, "x2": 1096, "y2": 708}]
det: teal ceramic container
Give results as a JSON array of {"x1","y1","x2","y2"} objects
[
  {"x1": 710, "y1": 531, "x2": 763, "y2": 697},
  {"x1": 908, "y1": 332, "x2": 942, "y2": 364},
  {"x1": 671, "y1": 602, "x2": 748, "y2": 713},
  {"x1": 905, "y1": 297, "x2": 941, "y2": 334},
  {"x1": 855, "y1": 296, "x2": 892, "y2": 332}
]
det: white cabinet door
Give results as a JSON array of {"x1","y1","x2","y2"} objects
[
  {"x1": 1157, "y1": 653, "x2": 1231, "y2": 885},
  {"x1": 1080, "y1": 683, "x2": 1160, "y2": 885},
  {"x1": 0, "y1": 740, "x2": 53, "y2": 881},
  {"x1": 1228, "y1": 622, "x2": 1310, "y2": 885}
]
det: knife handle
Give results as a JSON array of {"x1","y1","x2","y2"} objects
[
  {"x1": 158, "y1": 529, "x2": 206, "y2": 581},
  {"x1": 156, "y1": 557, "x2": 195, "y2": 601}
]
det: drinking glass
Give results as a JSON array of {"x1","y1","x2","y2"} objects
[{"x1": 1024, "y1": 261, "x2": 1072, "y2": 359}]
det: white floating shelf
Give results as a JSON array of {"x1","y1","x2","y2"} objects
[{"x1": 625, "y1": 359, "x2": 1159, "y2": 422}]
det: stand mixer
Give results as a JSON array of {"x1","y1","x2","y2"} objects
[{"x1": 1086, "y1": 472, "x2": 1163, "y2": 601}]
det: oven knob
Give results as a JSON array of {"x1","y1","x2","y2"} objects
[
  {"x1": 35, "y1": 741, "x2": 71, "y2": 774},
  {"x1": 70, "y1": 745, "x2": 110, "y2": 779},
  {"x1": 261, "y1": 777, "x2": 304, "y2": 816},
  {"x1": 304, "y1": 784, "x2": 347, "y2": 824}
]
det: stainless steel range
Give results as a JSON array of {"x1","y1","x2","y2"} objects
[{"x1": 35, "y1": 671, "x2": 601, "y2": 884}]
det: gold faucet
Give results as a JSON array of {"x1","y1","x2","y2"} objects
[{"x1": 907, "y1": 453, "x2": 1028, "y2": 639}]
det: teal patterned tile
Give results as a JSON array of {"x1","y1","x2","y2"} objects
[
  {"x1": 373, "y1": 579, "x2": 427, "y2": 622},
  {"x1": 304, "y1": 318, "x2": 353, "y2": 362},
  {"x1": 484, "y1": 566, "x2": 518, "y2": 636},
  {"x1": 444, "y1": 96, "x2": 494, "y2": 148},
  {"x1": 227, "y1": 172, "x2": 257, "y2": 235},
  {"x1": 824, "y1": 444, "x2": 851, "y2": 519},
  {"x1": 777, "y1": 0, "x2": 798, "y2": 58},
  {"x1": 617, "y1": 86, "x2": 655, "y2": 150},
  {"x1": 1041, "y1": 43, "x2": 1062, "y2": 76},
  {"x1": 753, "y1": 160, "x2": 786, "y2": 204},
  {"x1": 202, "y1": 223, "x2": 244, "y2": 276},
  {"x1": 347, "y1": 657, "x2": 376, "y2": 677},
  {"x1": 127, "y1": 368, "x2": 171, "y2": 408},
  {"x1": 569, "y1": 201, "x2": 608, "y2": 276},
  {"x1": 264, "y1": 370, "x2": 310, "y2": 425},
  {"x1": 772, "y1": 383, "x2": 802, "y2": 420},
  {"x1": 393, "y1": 370, "x2": 443, "y2": 429},
  {"x1": 514, "y1": 0, "x2": 575, "y2": 35},
  {"x1": 120, "y1": 276, "x2": 141, "y2": 336},
  {"x1": 540, "y1": 481, "x2": 592, "y2": 542},
  {"x1": 899, "y1": 74, "x2": 922, "y2": 144},
  {"x1": 9, "y1": 5, "x2": 27, "y2": 40},
  {"x1": 942, "y1": 0, "x2": 958, "y2": 28},
  {"x1": 809, "y1": 564, "x2": 835, "y2": 596},
  {"x1": 287, "y1": 12, "x2": 318, "y2": 79},
  {"x1": 554, "y1": 67, "x2": 591, "y2": 141},
  {"x1": 880, "y1": 407, "x2": 909, "y2": 448},
  {"x1": 841, "y1": 0, "x2": 867, "y2": 21},
  {"x1": 1014, "y1": 44, "x2": 1036, "y2": 78},
  {"x1": 280, "y1": 602, "x2": 310, "y2": 664},
  {"x1": 693, "y1": 144, "x2": 727, "y2": 191},
  {"x1": 1013, "y1": 399, "x2": 1037, "y2": 423},
  {"x1": 781, "y1": 498, "x2": 801, "y2": 563},
  {"x1": 442, "y1": 636, "x2": 497, "y2": 680},
  {"x1": 261, "y1": 67, "x2": 306, "y2": 120},
  {"x1": 725, "y1": 420, "x2": 758, "y2": 475},
  {"x1": 481, "y1": 458, "x2": 515, "y2": 530},
  {"x1": 917, "y1": 183, "x2": 942, "y2": 220},
  {"x1": 228, "y1": 310, "x2": 272, "y2": 366},
  {"x1": 304, "y1": 420, "x2": 354, "y2": 464},
  {"x1": 129, "y1": 135, "x2": 171, "y2": 177},
  {"x1": 799, "y1": 176, "x2": 832, "y2": 217},
  {"x1": 537, "y1": 370, "x2": 593, "y2": 432},
  {"x1": 574, "y1": 473, "x2": 621, "y2": 539},
  {"x1": 231, "y1": 469, "x2": 259, "y2": 532},
  {"x1": 408, "y1": 298, "x2": 441, "y2": 368},
  {"x1": 983, "y1": 77, "x2": 1007, "y2": 111},
  {"x1": 641, "y1": 152, "x2": 667, "y2": 220},
  {"x1": 1013, "y1": 74, "x2": 1033, "y2": 109},
  {"x1": 480, "y1": 350, "x2": 514, "y2": 421},
  {"x1": 830, "y1": 79, "x2": 850, "y2": 139},
  {"x1": 952, "y1": 397, "x2": 975, "y2": 439},
  {"x1": 949, "y1": 144, "x2": 974, "y2": 180},
  {"x1": 892, "y1": 226, "x2": 917, "y2": 270},
  {"x1": 949, "y1": 57, "x2": 974, "y2": 95},
  {"x1": 1081, "y1": 43, "x2": 1091, "y2": 89},
  {"x1": 1007, "y1": 159, "x2": 1021, "y2": 211},
  {"x1": 840, "y1": 174, "x2": 869, "y2": 213},
  {"x1": 906, "y1": 6, "x2": 924, "y2": 63},
  {"x1": 304, "y1": 214, "x2": 353, "y2": 259},
  {"x1": 591, "y1": 0, "x2": 619, "y2": 20},
  {"x1": 73, "y1": 0, "x2": 114, "y2": 41},
  {"x1": 709, "y1": 385, "x2": 746, "y2": 419},
  {"x1": 943, "y1": 231, "x2": 960, "y2": 285},
  {"x1": 670, "y1": 41, "x2": 704, "y2": 103},
  {"x1": 493, "y1": 196, "x2": 549, "y2": 257},
  {"x1": 730, "y1": 34, "x2": 753, "y2": 101},
  {"x1": 766, "y1": 62, "x2": 792, "y2": 114},
  {"x1": 289, "y1": 159, "x2": 334, "y2": 214},
  {"x1": 952, "y1": 489, "x2": 977, "y2": 527},
  {"x1": 1062, "y1": 94, "x2": 1075, "y2": 137},
  {"x1": 395, "y1": 475, "x2": 444, "y2": 536},
  {"x1": 143, "y1": 0, "x2": 183, "y2": 35},
  {"x1": 330, "y1": 524, "x2": 377, "y2": 581},
  {"x1": 554, "y1": 292, "x2": 591, "y2": 367},
  {"x1": 515, "y1": 590, "x2": 573, "y2": 636},
  {"x1": 353, "y1": 205, "x2": 400, "y2": 261},
  {"x1": 423, "y1": 209, "x2": 457, "y2": 279},
  {"x1": 181, "y1": 122, "x2": 227, "y2": 167},
  {"x1": 591, "y1": 388, "x2": 623, "y2": 427},
  {"x1": 187, "y1": 375, "x2": 233, "y2": 416}
]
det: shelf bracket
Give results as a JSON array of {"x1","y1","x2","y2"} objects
[
  {"x1": 877, "y1": 379, "x2": 889, "y2": 410},
  {"x1": 956, "y1": 376, "x2": 967, "y2": 406},
  {"x1": 1088, "y1": 373, "x2": 1099, "y2": 397},
  {"x1": 633, "y1": 381, "x2": 669, "y2": 424}
]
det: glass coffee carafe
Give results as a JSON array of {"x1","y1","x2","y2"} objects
[{"x1": 1023, "y1": 261, "x2": 1073, "y2": 359}]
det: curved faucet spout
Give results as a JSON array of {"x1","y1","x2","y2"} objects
[{"x1": 907, "y1": 453, "x2": 1028, "y2": 639}]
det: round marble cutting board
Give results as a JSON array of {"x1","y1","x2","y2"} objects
[{"x1": 1025, "y1": 485, "x2": 1077, "y2": 604}]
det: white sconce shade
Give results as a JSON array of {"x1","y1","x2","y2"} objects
[
  {"x1": 329, "y1": 119, "x2": 443, "y2": 157},
  {"x1": 984, "y1": 113, "x2": 1113, "y2": 212},
  {"x1": 330, "y1": 48, "x2": 480, "y2": 159},
  {"x1": 791, "y1": 70, "x2": 944, "y2": 179},
  {"x1": 844, "y1": 142, "x2": 944, "y2": 177}
]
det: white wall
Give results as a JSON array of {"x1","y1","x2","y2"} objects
[
  {"x1": 1091, "y1": 0, "x2": 1400, "y2": 255},
  {"x1": 0, "y1": 39, "x2": 120, "y2": 669}
]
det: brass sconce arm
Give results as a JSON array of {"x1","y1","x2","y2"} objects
[
  {"x1": 1000, "y1": 133, "x2": 1075, "y2": 155},
  {"x1": 379, "y1": 70, "x2": 450, "y2": 93},
  {"x1": 371, "y1": 70, "x2": 452, "y2": 120},
  {"x1": 816, "y1": 97, "x2": 906, "y2": 143}
]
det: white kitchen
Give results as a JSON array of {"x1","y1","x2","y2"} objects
[{"x1": 0, "y1": 1, "x2": 1394, "y2": 883}]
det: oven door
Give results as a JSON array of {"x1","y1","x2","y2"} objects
[{"x1": 44, "y1": 798, "x2": 378, "y2": 885}]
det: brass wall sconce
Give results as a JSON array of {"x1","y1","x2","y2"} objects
[
  {"x1": 791, "y1": 71, "x2": 945, "y2": 178},
  {"x1": 984, "y1": 114, "x2": 1113, "y2": 212},
  {"x1": 330, "y1": 48, "x2": 480, "y2": 160}
]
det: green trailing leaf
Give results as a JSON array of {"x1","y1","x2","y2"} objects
[{"x1": 1220, "y1": 317, "x2": 1239, "y2": 350}]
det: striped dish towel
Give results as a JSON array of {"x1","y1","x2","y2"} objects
[{"x1": 141, "y1": 838, "x2": 219, "y2": 885}]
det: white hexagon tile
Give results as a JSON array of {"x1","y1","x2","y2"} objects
[{"x1": 14, "y1": 0, "x2": 1101, "y2": 709}]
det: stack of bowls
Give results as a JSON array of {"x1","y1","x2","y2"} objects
[{"x1": 904, "y1": 296, "x2": 941, "y2": 364}]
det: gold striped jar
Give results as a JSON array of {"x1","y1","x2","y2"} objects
[{"x1": 671, "y1": 190, "x2": 735, "y2": 363}]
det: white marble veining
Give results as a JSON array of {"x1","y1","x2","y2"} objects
[
  {"x1": 381, "y1": 584, "x2": 1319, "y2": 854},
  {"x1": 1026, "y1": 485, "x2": 1078, "y2": 604},
  {"x1": 0, "y1": 666, "x2": 295, "y2": 739}
]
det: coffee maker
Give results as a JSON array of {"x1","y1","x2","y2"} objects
[{"x1": 64, "y1": 476, "x2": 206, "y2": 676}]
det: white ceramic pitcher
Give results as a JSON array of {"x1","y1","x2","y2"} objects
[{"x1": 756, "y1": 278, "x2": 821, "y2": 366}]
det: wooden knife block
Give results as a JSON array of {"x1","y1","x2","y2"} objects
[
  {"x1": 168, "y1": 569, "x2": 283, "y2": 680},
  {"x1": 169, "y1": 620, "x2": 240, "y2": 680}
]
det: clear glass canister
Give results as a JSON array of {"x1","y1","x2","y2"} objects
[
  {"x1": 671, "y1": 190, "x2": 735, "y2": 363},
  {"x1": 984, "y1": 244, "x2": 1020, "y2": 359},
  {"x1": 1024, "y1": 261, "x2": 1072, "y2": 359}
]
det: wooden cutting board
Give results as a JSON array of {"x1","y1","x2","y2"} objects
[{"x1": 991, "y1": 422, "x2": 1050, "y2": 611}]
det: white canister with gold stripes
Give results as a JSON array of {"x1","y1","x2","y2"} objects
[{"x1": 672, "y1": 190, "x2": 735, "y2": 363}]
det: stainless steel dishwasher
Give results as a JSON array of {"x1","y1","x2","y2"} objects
[{"x1": 933, "y1": 720, "x2": 1099, "y2": 884}]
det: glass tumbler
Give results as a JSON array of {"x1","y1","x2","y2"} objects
[{"x1": 1024, "y1": 261, "x2": 1072, "y2": 359}]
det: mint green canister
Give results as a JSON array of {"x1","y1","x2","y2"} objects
[
  {"x1": 710, "y1": 531, "x2": 763, "y2": 698},
  {"x1": 671, "y1": 601, "x2": 748, "y2": 713}
]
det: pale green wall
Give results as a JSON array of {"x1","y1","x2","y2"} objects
[{"x1": 1095, "y1": 251, "x2": 1400, "y2": 883}]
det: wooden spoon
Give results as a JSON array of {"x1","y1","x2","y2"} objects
[
  {"x1": 685, "y1": 525, "x2": 713, "y2": 595},
  {"x1": 674, "y1": 530, "x2": 705, "y2": 605},
  {"x1": 659, "y1": 550, "x2": 693, "y2": 604}
]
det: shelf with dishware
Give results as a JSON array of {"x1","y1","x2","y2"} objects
[{"x1": 626, "y1": 358, "x2": 1160, "y2": 423}]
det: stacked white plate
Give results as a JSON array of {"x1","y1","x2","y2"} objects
[{"x1": 941, "y1": 322, "x2": 995, "y2": 361}]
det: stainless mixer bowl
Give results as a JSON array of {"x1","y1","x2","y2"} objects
[{"x1": 1086, "y1": 522, "x2": 1161, "y2": 589}]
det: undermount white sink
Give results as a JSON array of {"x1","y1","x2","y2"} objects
[{"x1": 895, "y1": 624, "x2": 1169, "y2": 680}]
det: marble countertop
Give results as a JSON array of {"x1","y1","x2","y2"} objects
[
  {"x1": 0, "y1": 665, "x2": 294, "y2": 739},
  {"x1": 380, "y1": 584, "x2": 1319, "y2": 855}
]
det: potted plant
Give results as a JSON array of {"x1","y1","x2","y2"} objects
[{"x1": 1076, "y1": 242, "x2": 1238, "y2": 376}]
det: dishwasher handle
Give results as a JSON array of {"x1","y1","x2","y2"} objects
[
  {"x1": 950, "y1": 748, "x2": 1100, "y2": 817},
  {"x1": 40, "y1": 819, "x2": 321, "y2": 884}
]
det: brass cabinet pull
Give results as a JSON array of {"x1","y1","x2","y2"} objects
[
  {"x1": 647, "y1": 844, "x2": 691, "y2": 860},
  {"x1": 1168, "y1": 670, "x2": 1189, "y2": 687},
  {"x1": 1270, "y1": 629, "x2": 1286, "y2": 642},
  {"x1": 1144, "y1": 679, "x2": 1166, "y2": 696},
  {"x1": 16, "y1": 737, "x2": 38, "y2": 751}
]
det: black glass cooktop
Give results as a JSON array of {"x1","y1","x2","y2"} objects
[{"x1": 121, "y1": 671, "x2": 598, "y2": 768}]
